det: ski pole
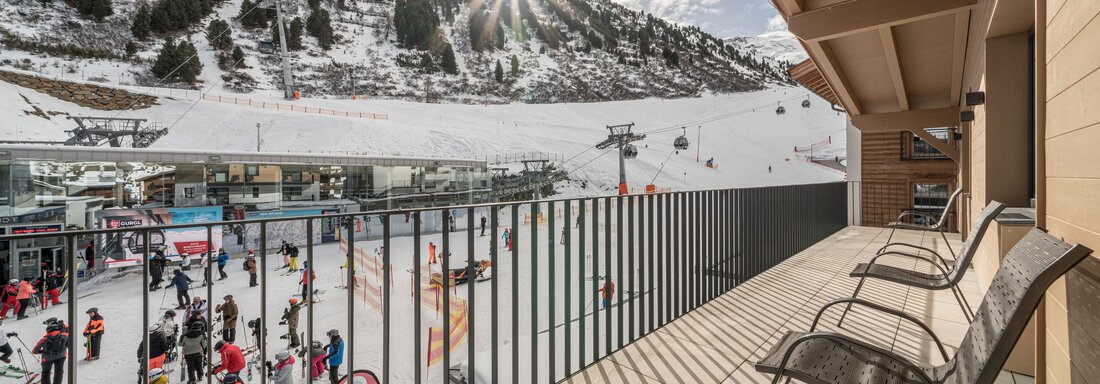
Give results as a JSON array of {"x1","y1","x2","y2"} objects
[
  {"x1": 12, "y1": 336, "x2": 32, "y2": 352},
  {"x1": 15, "y1": 348, "x2": 31, "y2": 382},
  {"x1": 159, "y1": 286, "x2": 169, "y2": 308}
]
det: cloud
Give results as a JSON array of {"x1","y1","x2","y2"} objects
[
  {"x1": 770, "y1": 14, "x2": 787, "y2": 31},
  {"x1": 766, "y1": 14, "x2": 787, "y2": 32}
]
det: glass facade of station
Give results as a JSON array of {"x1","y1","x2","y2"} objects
[{"x1": 0, "y1": 146, "x2": 491, "y2": 282}]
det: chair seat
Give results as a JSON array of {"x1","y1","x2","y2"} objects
[
  {"x1": 850, "y1": 263, "x2": 951, "y2": 290},
  {"x1": 756, "y1": 331, "x2": 935, "y2": 384}
]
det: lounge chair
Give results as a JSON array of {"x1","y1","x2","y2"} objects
[
  {"x1": 838, "y1": 201, "x2": 1006, "y2": 326},
  {"x1": 755, "y1": 227, "x2": 1092, "y2": 384},
  {"x1": 883, "y1": 187, "x2": 964, "y2": 258}
]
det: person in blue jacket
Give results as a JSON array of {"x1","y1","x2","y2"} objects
[
  {"x1": 216, "y1": 249, "x2": 229, "y2": 280},
  {"x1": 166, "y1": 270, "x2": 193, "y2": 310},
  {"x1": 324, "y1": 329, "x2": 344, "y2": 384}
]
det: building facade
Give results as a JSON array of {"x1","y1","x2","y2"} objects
[{"x1": 0, "y1": 145, "x2": 491, "y2": 281}]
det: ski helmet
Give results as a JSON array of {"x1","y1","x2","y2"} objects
[
  {"x1": 148, "y1": 368, "x2": 164, "y2": 380},
  {"x1": 174, "y1": 269, "x2": 182, "y2": 275},
  {"x1": 326, "y1": 329, "x2": 339, "y2": 338},
  {"x1": 289, "y1": 298, "x2": 298, "y2": 305},
  {"x1": 165, "y1": 310, "x2": 176, "y2": 318},
  {"x1": 7, "y1": 279, "x2": 16, "y2": 285},
  {"x1": 222, "y1": 373, "x2": 242, "y2": 383},
  {"x1": 224, "y1": 294, "x2": 233, "y2": 301},
  {"x1": 312, "y1": 341, "x2": 323, "y2": 348},
  {"x1": 215, "y1": 340, "x2": 226, "y2": 351},
  {"x1": 46, "y1": 323, "x2": 61, "y2": 333},
  {"x1": 189, "y1": 322, "x2": 205, "y2": 332},
  {"x1": 86, "y1": 307, "x2": 98, "y2": 314},
  {"x1": 149, "y1": 323, "x2": 161, "y2": 333},
  {"x1": 275, "y1": 350, "x2": 291, "y2": 361}
]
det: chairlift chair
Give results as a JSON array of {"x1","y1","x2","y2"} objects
[
  {"x1": 802, "y1": 99, "x2": 811, "y2": 108},
  {"x1": 623, "y1": 144, "x2": 638, "y2": 159},
  {"x1": 673, "y1": 127, "x2": 690, "y2": 150}
]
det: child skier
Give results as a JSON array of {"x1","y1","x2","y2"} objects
[
  {"x1": 148, "y1": 367, "x2": 168, "y2": 384},
  {"x1": 502, "y1": 228, "x2": 512, "y2": 251},
  {"x1": 82, "y1": 308, "x2": 104, "y2": 361},
  {"x1": 298, "y1": 340, "x2": 326, "y2": 380}
]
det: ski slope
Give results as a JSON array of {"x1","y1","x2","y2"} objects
[{"x1": 1, "y1": 75, "x2": 846, "y2": 197}]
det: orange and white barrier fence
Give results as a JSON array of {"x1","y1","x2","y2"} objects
[{"x1": 201, "y1": 94, "x2": 388, "y2": 120}]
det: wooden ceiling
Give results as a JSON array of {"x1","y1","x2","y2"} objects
[{"x1": 772, "y1": 0, "x2": 975, "y2": 134}]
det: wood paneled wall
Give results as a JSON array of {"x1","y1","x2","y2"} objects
[{"x1": 860, "y1": 131, "x2": 958, "y2": 229}]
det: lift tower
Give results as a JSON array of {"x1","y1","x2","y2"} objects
[{"x1": 596, "y1": 123, "x2": 645, "y2": 195}]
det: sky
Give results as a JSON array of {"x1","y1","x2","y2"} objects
[{"x1": 611, "y1": 0, "x2": 787, "y2": 38}]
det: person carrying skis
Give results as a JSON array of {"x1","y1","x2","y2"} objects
[
  {"x1": 298, "y1": 340, "x2": 326, "y2": 380},
  {"x1": 266, "y1": 350, "x2": 295, "y2": 384},
  {"x1": 0, "y1": 280, "x2": 19, "y2": 320},
  {"x1": 288, "y1": 244, "x2": 300, "y2": 272},
  {"x1": 215, "y1": 295, "x2": 237, "y2": 343},
  {"x1": 243, "y1": 253, "x2": 257, "y2": 288},
  {"x1": 167, "y1": 269, "x2": 193, "y2": 310},
  {"x1": 137, "y1": 323, "x2": 169, "y2": 371},
  {"x1": 428, "y1": 242, "x2": 438, "y2": 265},
  {"x1": 281, "y1": 298, "x2": 302, "y2": 349},
  {"x1": 324, "y1": 329, "x2": 344, "y2": 384},
  {"x1": 0, "y1": 318, "x2": 15, "y2": 363},
  {"x1": 150, "y1": 250, "x2": 167, "y2": 290},
  {"x1": 16, "y1": 278, "x2": 35, "y2": 320},
  {"x1": 216, "y1": 249, "x2": 229, "y2": 280},
  {"x1": 300, "y1": 262, "x2": 316, "y2": 299},
  {"x1": 31, "y1": 321, "x2": 68, "y2": 384},
  {"x1": 40, "y1": 269, "x2": 63, "y2": 309},
  {"x1": 82, "y1": 308, "x2": 104, "y2": 361},
  {"x1": 148, "y1": 367, "x2": 168, "y2": 384},
  {"x1": 211, "y1": 341, "x2": 245, "y2": 377},
  {"x1": 480, "y1": 216, "x2": 487, "y2": 236},
  {"x1": 179, "y1": 322, "x2": 207, "y2": 384}
]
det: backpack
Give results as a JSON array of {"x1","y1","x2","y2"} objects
[{"x1": 45, "y1": 334, "x2": 65, "y2": 354}]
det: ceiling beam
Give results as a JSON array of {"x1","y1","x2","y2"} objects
[
  {"x1": 850, "y1": 107, "x2": 959, "y2": 132},
  {"x1": 803, "y1": 40, "x2": 864, "y2": 115},
  {"x1": 949, "y1": 10, "x2": 970, "y2": 106},
  {"x1": 772, "y1": 0, "x2": 805, "y2": 15},
  {"x1": 789, "y1": 0, "x2": 977, "y2": 42},
  {"x1": 879, "y1": 27, "x2": 909, "y2": 111},
  {"x1": 908, "y1": 128, "x2": 959, "y2": 162}
]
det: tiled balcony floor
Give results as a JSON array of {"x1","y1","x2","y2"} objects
[{"x1": 563, "y1": 226, "x2": 1034, "y2": 384}]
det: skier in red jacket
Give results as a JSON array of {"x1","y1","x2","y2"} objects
[{"x1": 211, "y1": 341, "x2": 245, "y2": 376}]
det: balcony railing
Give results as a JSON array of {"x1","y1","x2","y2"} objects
[{"x1": 0, "y1": 182, "x2": 846, "y2": 384}]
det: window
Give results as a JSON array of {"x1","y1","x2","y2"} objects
[
  {"x1": 252, "y1": 187, "x2": 260, "y2": 198},
  {"x1": 184, "y1": 188, "x2": 194, "y2": 198},
  {"x1": 900, "y1": 128, "x2": 955, "y2": 160},
  {"x1": 913, "y1": 183, "x2": 950, "y2": 225},
  {"x1": 214, "y1": 172, "x2": 227, "y2": 182},
  {"x1": 245, "y1": 165, "x2": 259, "y2": 176}
]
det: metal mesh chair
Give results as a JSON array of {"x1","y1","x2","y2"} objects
[
  {"x1": 837, "y1": 201, "x2": 1007, "y2": 326},
  {"x1": 883, "y1": 187, "x2": 964, "y2": 258},
  {"x1": 755, "y1": 227, "x2": 1093, "y2": 384}
]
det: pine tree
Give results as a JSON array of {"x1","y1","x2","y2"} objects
[
  {"x1": 393, "y1": 0, "x2": 439, "y2": 50},
  {"x1": 420, "y1": 53, "x2": 434, "y2": 72},
  {"x1": 151, "y1": 38, "x2": 203, "y2": 83},
  {"x1": 510, "y1": 56, "x2": 519, "y2": 76},
  {"x1": 76, "y1": 0, "x2": 113, "y2": 21},
  {"x1": 239, "y1": 0, "x2": 268, "y2": 29},
  {"x1": 306, "y1": 8, "x2": 335, "y2": 50},
  {"x1": 206, "y1": 19, "x2": 233, "y2": 51},
  {"x1": 131, "y1": 3, "x2": 152, "y2": 40},
  {"x1": 124, "y1": 41, "x2": 138, "y2": 57},
  {"x1": 440, "y1": 44, "x2": 457, "y2": 75},
  {"x1": 231, "y1": 46, "x2": 245, "y2": 66},
  {"x1": 150, "y1": 38, "x2": 180, "y2": 80},
  {"x1": 494, "y1": 60, "x2": 503, "y2": 83},
  {"x1": 176, "y1": 40, "x2": 203, "y2": 82}
]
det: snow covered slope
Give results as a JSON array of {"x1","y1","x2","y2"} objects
[
  {"x1": 0, "y1": 75, "x2": 846, "y2": 197},
  {"x1": 725, "y1": 30, "x2": 807, "y2": 77}
]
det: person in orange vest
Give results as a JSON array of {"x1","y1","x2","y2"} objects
[
  {"x1": 599, "y1": 280, "x2": 615, "y2": 310},
  {"x1": 16, "y1": 278, "x2": 36, "y2": 320},
  {"x1": 82, "y1": 308, "x2": 104, "y2": 361},
  {"x1": 427, "y1": 242, "x2": 437, "y2": 265}
]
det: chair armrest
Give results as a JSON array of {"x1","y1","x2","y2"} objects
[
  {"x1": 895, "y1": 210, "x2": 940, "y2": 224},
  {"x1": 810, "y1": 298, "x2": 950, "y2": 362},
  {"x1": 862, "y1": 251, "x2": 952, "y2": 279},
  {"x1": 771, "y1": 331, "x2": 935, "y2": 384},
  {"x1": 874, "y1": 244, "x2": 952, "y2": 267}
]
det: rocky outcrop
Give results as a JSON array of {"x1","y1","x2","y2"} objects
[{"x1": 0, "y1": 70, "x2": 157, "y2": 110}]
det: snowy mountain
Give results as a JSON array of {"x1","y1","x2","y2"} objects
[
  {"x1": 0, "y1": 0, "x2": 797, "y2": 104},
  {"x1": 725, "y1": 30, "x2": 807, "y2": 79}
]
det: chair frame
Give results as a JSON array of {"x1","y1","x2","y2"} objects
[{"x1": 883, "y1": 187, "x2": 964, "y2": 258}]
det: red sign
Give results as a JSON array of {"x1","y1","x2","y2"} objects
[
  {"x1": 11, "y1": 225, "x2": 62, "y2": 235},
  {"x1": 174, "y1": 241, "x2": 209, "y2": 255}
]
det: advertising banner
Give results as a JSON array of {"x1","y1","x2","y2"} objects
[{"x1": 95, "y1": 207, "x2": 223, "y2": 268}]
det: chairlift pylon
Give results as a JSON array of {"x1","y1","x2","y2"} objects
[{"x1": 673, "y1": 127, "x2": 690, "y2": 150}]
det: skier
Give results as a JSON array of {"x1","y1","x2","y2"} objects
[
  {"x1": 40, "y1": 270, "x2": 63, "y2": 309},
  {"x1": 480, "y1": 216, "x2": 487, "y2": 236},
  {"x1": 216, "y1": 249, "x2": 229, "y2": 280},
  {"x1": 215, "y1": 295, "x2": 238, "y2": 343},
  {"x1": 221, "y1": 373, "x2": 244, "y2": 384},
  {"x1": 82, "y1": 307, "x2": 104, "y2": 361},
  {"x1": 324, "y1": 330, "x2": 344, "y2": 384},
  {"x1": 599, "y1": 280, "x2": 615, "y2": 310},
  {"x1": 16, "y1": 278, "x2": 35, "y2": 320},
  {"x1": 244, "y1": 253, "x2": 257, "y2": 288},
  {"x1": 150, "y1": 250, "x2": 168, "y2": 290},
  {"x1": 179, "y1": 322, "x2": 207, "y2": 384},
  {"x1": 278, "y1": 241, "x2": 291, "y2": 269},
  {"x1": 2, "y1": 280, "x2": 20, "y2": 320},
  {"x1": 288, "y1": 244, "x2": 300, "y2": 272},
  {"x1": 157, "y1": 310, "x2": 179, "y2": 362},
  {"x1": 428, "y1": 242, "x2": 437, "y2": 265},
  {"x1": 280, "y1": 298, "x2": 302, "y2": 349},
  {"x1": 0, "y1": 318, "x2": 14, "y2": 363},
  {"x1": 137, "y1": 323, "x2": 169, "y2": 372},
  {"x1": 502, "y1": 228, "x2": 512, "y2": 251},
  {"x1": 31, "y1": 321, "x2": 68, "y2": 384},
  {"x1": 84, "y1": 241, "x2": 96, "y2": 272},
  {"x1": 180, "y1": 252, "x2": 192, "y2": 271},
  {"x1": 149, "y1": 367, "x2": 169, "y2": 384},
  {"x1": 266, "y1": 350, "x2": 295, "y2": 384},
  {"x1": 211, "y1": 341, "x2": 245, "y2": 377},
  {"x1": 184, "y1": 310, "x2": 208, "y2": 334},
  {"x1": 185, "y1": 297, "x2": 208, "y2": 328},
  {"x1": 299, "y1": 263, "x2": 316, "y2": 299},
  {"x1": 167, "y1": 269, "x2": 194, "y2": 310},
  {"x1": 560, "y1": 226, "x2": 566, "y2": 245},
  {"x1": 298, "y1": 340, "x2": 326, "y2": 380}
]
